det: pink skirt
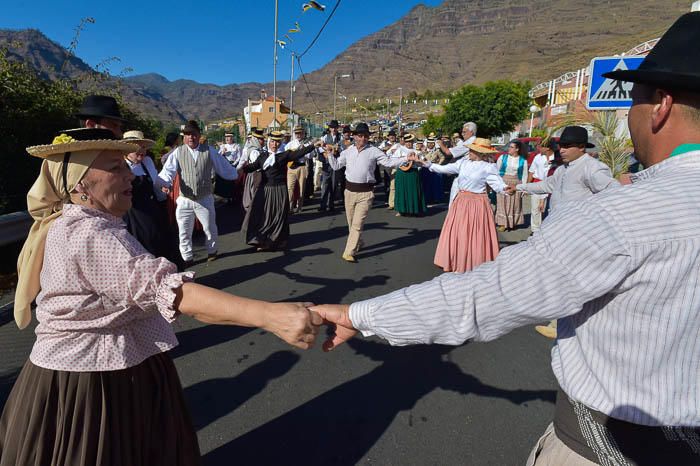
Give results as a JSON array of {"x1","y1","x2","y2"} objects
[{"x1": 434, "y1": 191, "x2": 499, "y2": 273}]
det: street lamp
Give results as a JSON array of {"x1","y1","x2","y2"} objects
[
  {"x1": 528, "y1": 104, "x2": 540, "y2": 137},
  {"x1": 333, "y1": 74, "x2": 351, "y2": 120},
  {"x1": 397, "y1": 87, "x2": 403, "y2": 133}
]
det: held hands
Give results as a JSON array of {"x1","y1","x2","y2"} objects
[
  {"x1": 309, "y1": 304, "x2": 358, "y2": 352},
  {"x1": 504, "y1": 185, "x2": 516, "y2": 195},
  {"x1": 406, "y1": 153, "x2": 423, "y2": 165},
  {"x1": 262, "y1": 302, "x2": 323, "y2": 349}
]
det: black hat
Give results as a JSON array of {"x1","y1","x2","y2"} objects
[
  {"x1": 75, "y1": 95, "x2": 126, "y2": 122},
  {"x1": 558, "y1": 126, "x2": 594, "y2": 148},
  {"x1": 352, "y1": 122, "x2": 370, "y2": 135},
  {"x1": 603, "y1": 12, "x2": 700, "y2": 92},
  {"x1": 328, "y1": 120, "x2": 340, "y2": 128},
  {"x1": 182, "y1": 120, "x2": 201, "y2": 134},
  {"x1": 342, "y1": 125, "x2": 351, "y2": 134},
  {"x1": 387, "y1": 130, "x2": 397, "y2": 137}
]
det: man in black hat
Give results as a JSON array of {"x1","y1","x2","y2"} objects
[
  {"x1": 76, "y1": 95, "x2": 126, "y2": 138},
  {"x1": 512, "y1": 126, "x2": 618, "y2": 214},
  {"x1": 158, "y1": 120, "x2": 238, "y2": 264},
  {"x1": 318, "y1": 120, "x2": 343, "y2": 211},
  {"x1": 314, "y1": 13, "x2": 700, "y2": 465},
  {"x1": 322, "y1": 122, "x2": 407, "y2": 262}
]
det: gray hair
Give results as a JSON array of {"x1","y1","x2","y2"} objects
[{"x1": 463, "y1": 122, "x2": 477, "y2": 135}]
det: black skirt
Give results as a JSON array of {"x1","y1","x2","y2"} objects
[
  {"x1": 242, "y1": 183, "x2": 290, "y2": 248},
  {"x1": 0, "y1": 352, "x2": 201, "y2": 466}
]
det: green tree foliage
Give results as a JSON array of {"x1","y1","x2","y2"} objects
[
  {"x1": 425, "y1": 80, "x2": 531, "y2": 138},
  {"x1": 0, "y1": 48, "x2": 166, "y2": 214}
]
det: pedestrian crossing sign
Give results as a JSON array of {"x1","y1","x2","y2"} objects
[{"x1": 586, "y1": 56, "x2": 645, "y2": 110}]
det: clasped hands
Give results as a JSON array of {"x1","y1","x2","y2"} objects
[{"x1": 267, "y1": 303, "x2": 356, "y2": 351}]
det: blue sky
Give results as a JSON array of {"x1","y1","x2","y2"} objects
[{"x1": 1, "y1": 0, "x2": 443, "y2": 85}]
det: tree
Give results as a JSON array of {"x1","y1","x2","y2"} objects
[{"x1": 439, "y1": 80, "x2": 531, "y2": 138}]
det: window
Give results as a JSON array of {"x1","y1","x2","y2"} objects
[{"x1": 268, "y1": 106, "x2": 274, "y2": 112}]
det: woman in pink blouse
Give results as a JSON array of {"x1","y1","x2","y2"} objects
[{"x1": 0, "y1": 128, "x2": 320, "y2": 466}]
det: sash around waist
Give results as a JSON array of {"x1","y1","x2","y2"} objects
[{"x1": 345, "y1": 181, "x2": 374, "y2": 192}]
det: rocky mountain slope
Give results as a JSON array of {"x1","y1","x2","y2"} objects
[{"x1": 1, "y1": 0, "x2": 692, "y2": 122}]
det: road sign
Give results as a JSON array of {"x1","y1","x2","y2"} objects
[{"x1": 586, "y1": 56, "x2": 645, "y2": 110}]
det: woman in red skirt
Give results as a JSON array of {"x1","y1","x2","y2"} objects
[{"x1": 410, "y1": 137, "x2": 508, "y2": 273}]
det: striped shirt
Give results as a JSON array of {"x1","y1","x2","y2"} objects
[{"x1": 350, "y1": 150, "x2": 700, "y2": 427}]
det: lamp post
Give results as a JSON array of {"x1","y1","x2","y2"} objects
[
  {"x1": 528, "y1": 104, "x2": 540, "y2": 137},
  {"x1": 398, "y1": 87, "x2": 403, "y2": 133},
  {"x1": 333, "y1": 74, "x2": 351, "y2": 120}
]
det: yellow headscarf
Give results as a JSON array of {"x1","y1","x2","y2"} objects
[{"x1": 14, "y1": 150, "x2": 101, "y2": 328}]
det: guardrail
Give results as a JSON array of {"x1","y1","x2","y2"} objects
[{"x1": 0, "y1": 211, "x2": 32, "y2": 247}]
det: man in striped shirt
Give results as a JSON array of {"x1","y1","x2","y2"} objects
[{"x1": 313, "y1": 12, "x2": 700, "y2": 465}]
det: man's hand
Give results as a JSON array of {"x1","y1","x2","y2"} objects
[
  {"x1": 313, "y1": 140, "x2": 324, "y2": 148},
  {"x1": 261, "y1": 302, "x2": 323, "y2": 350},
  {"x1": 539, "y1": 199, "x2": 546, "y2": 213},
  {"x1": 504, "y1": 185, "x2": 517, "y2": 195},
  {"x1": 161, "y1": 186, "x2": 171, "y2": 194},
  {"x1": 407, "y1": 153, "x2": 422, "y2": 164},
  {"x1": 309, "y1": 304, "x2": 358, "y2": 352}
]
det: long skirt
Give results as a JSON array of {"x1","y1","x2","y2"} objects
[
  {"x1": 495, "y1": 174, "x2": 524, "y2": 229},
  {"x1": 434, "y1": 191, "x2": 499, "y2": 273},
  {"x1": 242, "y1": 171, "x2": 262, "y2": 213},
  {"x1": 242, "y1": 183, "x2": 290, "y2": 249},
  {"x1": 420, "y1": 168, "x2": 444, "y2": 205},
  {"x1": 394, "y1": 168, "x2": 427, "y2": 215},
  {"x1": 0, "y1": 353, "x2": 201, "y2": 466}
]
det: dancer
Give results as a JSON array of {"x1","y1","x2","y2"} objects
[
  {"x1": 242, "y1": 131, "x2": 322, "y2": 251},
  {"x1": 410, "y1": 138, "x2": 507, "y2": 272},
  {"x1": 1, "y1": 128, "x2": 320, "y2": 466}
]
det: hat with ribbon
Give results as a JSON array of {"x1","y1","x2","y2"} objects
[
  {"x1": 603, "y1": 12, "x2": 700, "y2": 93},
  {"x1": 403, "y1": 133, "x2": 416, "y2": 143},
  {"x1": 122, "y1": 130, "x2": 155, "y2": 149},
  {"x1": 352, "y1": 122, "x2": 371, "y2": 135},
  {"x1": 293, "y1": 125, "x2": 305, "y2": 133},
  {"x1": 558, "y1": 126, "x2": 595, "y2": 148},
  {"x1": 250, "y1": 128, "x2": 265, "y2": 140},
  {"x1": 268, "y1": 130, "x2": 285, "y2": 141},
  {"x1": 466, "y1": 137, "x2": 499, "y2": 154},
  {"x1": 75, "y1": 95, "x2": 127, "y2": 122}
]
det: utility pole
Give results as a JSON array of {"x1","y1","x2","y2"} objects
[
  {"x1": 272, "y1": 0, "x2": 279, "y2": 128},
  {"x1": 398, "y1": 87, "x2": 403, "y2": 133},
  {"x1": 289, "y1": 52, "x2": 295, "y2": 132}
]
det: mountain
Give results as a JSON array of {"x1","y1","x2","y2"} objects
[{"x1": 1, "y1": 0, "x2": 694, "y2": 123}]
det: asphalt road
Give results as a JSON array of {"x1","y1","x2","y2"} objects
[{"x1": 0, "y1": 190, "x2": 556, "y2": 466}]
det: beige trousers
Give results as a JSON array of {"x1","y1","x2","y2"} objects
[
  {"x1": 343, "y1": 190, "x2": 374, "y2": 257},
  {"x1": 313, "y1": 160, "x2": 323, "y2": 190},
  {"x1": 388, "y1": 169, "x2": 397, "y2": 208},
  {"x1": 287, "y1": 165, "x2": 308, "y2": 209},
  {"x1": 526, "y1": 423, "x2": 598, "y2": 466}
]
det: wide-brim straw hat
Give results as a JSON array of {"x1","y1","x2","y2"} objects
[
  {"x1": 269, "y1": 130, "x2": 285, "y2": 141},
  {"x1": 122, "y1": 130, "x2": 155, "y2": 149},
  {"x1": 466, "y1": 137, "x2": 499, "y2": 154},
  {"x1": 403, "y1": 134, "x2": 416, "y2": 142},
  {"x1": 27, "y1": 128, "x2": 139, "y2": 159}
]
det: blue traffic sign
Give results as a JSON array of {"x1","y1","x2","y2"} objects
[{"x1": 586, "y1": 56, "x2": 645, "y2": 110}]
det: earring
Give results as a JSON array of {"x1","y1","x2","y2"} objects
[{"x1": 80, "y1": 194, "x2": 89, "y2": 202}]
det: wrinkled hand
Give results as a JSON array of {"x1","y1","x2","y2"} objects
[
  {"x1": 262, "y1": 302, "x2": 323, "y2": 349},
  {"x1": 309, "y1": 304, "x2": 358, "y2": 352}
]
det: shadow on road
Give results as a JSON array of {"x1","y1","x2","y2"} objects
[
  {"x1": 203, "y1": 340, "x2": 555, "y2": 466},
  {"x1": 279, "y1": 270, "x2": 391, "y2": 304},
  {"x1": 171, "y1": 324, "x2": 254, "y2": 360},
  {"x1": 0, "y1": 368, "x2": 20, "y2": 410},
  {"x1": 184, "y1": 351, "x2": 300, "y2": 431}
]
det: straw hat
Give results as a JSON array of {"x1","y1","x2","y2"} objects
[
  {"x1": 251, "y1": 128, "x2": 265, "y2": 140},
  {"x1": 466, "y1": 137, "x2": 498, "y2": 154},
  {"x1": 269, "y1": 130, "x2": 285, "y2": 141},
  {"x1": 403, "y1": 133, "x2": 416, "y2": 143},
  {"x1": 27, "y1": 128, "x2": 139, "y2": 159},
  {"x1": 122, "y1": 130, "x2": 155, "y2": 149}
]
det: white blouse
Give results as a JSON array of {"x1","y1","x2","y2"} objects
[
  {"x1": 496, "y1": 154, "x2": 529, "y2": 183},
  {"x1": 426, "y1": 158, "x2": 506, "y2": 194}
]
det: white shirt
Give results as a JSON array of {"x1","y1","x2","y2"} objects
[
  {"x1": 449, "y1": 135, "x2": 475, "y2": 160},
  {"x1": 285, "y1": 137, "x2": 314, "y2": 159},
  {"x1": 426, "y1": 158, "x2": 506, "y2": 194},
  {"x1": 126, "y1": 156, "x2": 168, "y2": 202},
  {"x1": 328, "y1": 144, "x2": 407, "y2": 184},
  {"x1": 529, "y1": 153, "x2": 553, "y2": 181},
  {"x1": 219, "y1": 143, "x2": 242, "y2": 164},
  {"x1": 517, "y1": 154, "x2": 618, "y2": 212},
  {"x1": 158, "y1": 144, "x2": 237, "y2": 186},
  {"x1": 350, "y1": 150, "x2": 700, "y2": 427}
]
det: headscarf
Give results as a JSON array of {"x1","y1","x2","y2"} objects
[{"x1": 14, "y1": 150, "x2": 101, "y2": 328}]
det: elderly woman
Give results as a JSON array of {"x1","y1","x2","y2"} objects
[
  {"x1": 122, "y1": 130, "x2": 182, "y2": 269},
  {"x1": 1, "y1": 128, "x2": 320, "y2": 465},
  {"x1": 410, "y1": 138, "x2": 508, "y2": 272},
  {"x1": 241, "y1": 131, "x2": 322, "y2": 251}
]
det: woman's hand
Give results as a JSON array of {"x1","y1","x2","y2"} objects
[
  {"x1": 309, "y1": 304, "x2": 358, "y2": 352},
  {"x1": 261, "y1": 302, "x2": 323, "y2": 349}
]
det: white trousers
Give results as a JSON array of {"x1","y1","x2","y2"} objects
[
  {"x1": 530, "y1": 193, "x2": 547, "y2": 232},
  {"x1": 175, "y1": 194, "x2": 217, "y2": 260}
]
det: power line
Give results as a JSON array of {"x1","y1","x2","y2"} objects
[
  {"x1": 295, "y1": 55, "x2": 323, "y2": 115},
  {"x1": 298, "y1": 0, "x2": 342, "y2": 58}
]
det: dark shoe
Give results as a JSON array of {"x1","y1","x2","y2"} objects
[
  {"x1": 207, "y1": 253, "x2": 217, "y2": 262},
  {"x1": 318, "y1": 207, "x2": 327, "y2": 212}
]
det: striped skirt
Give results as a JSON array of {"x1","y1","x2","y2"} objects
[
  {"x1": 0, "y1": 352, "x2": 200, "y2": 466},
  {"x1": 434, "y1": 191, "x2": 499, "y2": 273},
  {"x1": 495, "y1": 174, "x2": 524, "y2": 229}
]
